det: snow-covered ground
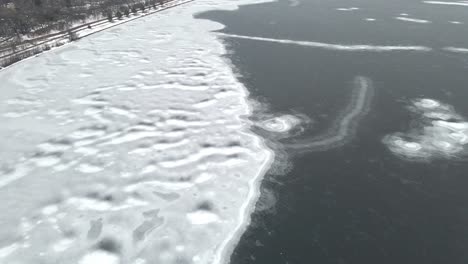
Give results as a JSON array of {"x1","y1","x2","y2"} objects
[
  {"x1": 0, "y1": 0, "x2": 274, "y2": 263},
  {"x1": 0, "y1": 0, "x2": 192, "y2": 62}
]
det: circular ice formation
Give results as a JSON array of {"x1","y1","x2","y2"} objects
[
  {"x1": 383, "y1": 135, "x2": 423, "y2": 158},
  {"x1": 414, "y1": 98, "x2": 441, "y2": 109},
  {"x1": 433, "y1": 141, "x2": 457, "y2": 152},
  {"x1": 383, "y1": 98, "x2": 468, "y2": 161},
  {"x1": 259, "y1": 115, "x2": 302, "y2": 133},
  {"x1": 401, "y1": 141, "x2": 422, "y2": 152}
]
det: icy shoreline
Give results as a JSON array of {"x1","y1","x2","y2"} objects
[{"x1": 0, "y1": 0, "x2": 275, "y2": 263}]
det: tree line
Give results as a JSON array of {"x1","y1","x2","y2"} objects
[{"x1": 0, "y1": 0, "x2": 167, "y2": 40}]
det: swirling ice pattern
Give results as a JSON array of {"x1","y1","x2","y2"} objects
[
  {"x1": 383, "y1": 99, "x2": 468, "y2": 161},
  {"x1": 286, "y1": 76, "x2": 374, "y2": 152}
]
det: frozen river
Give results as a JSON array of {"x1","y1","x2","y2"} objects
[{"x1": 3, "y1": 0, "x2": 468, "y2": 263}]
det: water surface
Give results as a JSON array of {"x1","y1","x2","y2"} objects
[{"x1": 199, "y1": 0, "x2": 468, "y2": 263}]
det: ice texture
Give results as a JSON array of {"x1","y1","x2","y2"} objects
[
  {"x1": 0, "y1": 0, "x2": 274, "y2": 263},
  {"x1": 286, "y1": 76, "x2": 374, "y2": 152},
  {"x1": 216, "y1": 33, "x2": 432, "y2": 52},
  {"x1": 258, "y1": 115, "x2": 303, "y2": 134},
  {"x1": 395, "y1": 16, "x2": 431, "y2": 23},
  {"x1": 423, "y1": 1, "x2": 468, "y2": 6},
  {"x1": 383, "y1": 99, "x2": 468, "y2": 161}
]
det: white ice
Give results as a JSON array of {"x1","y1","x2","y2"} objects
[
  {"x1": 0, "y1": 0, "x2": 274, "y2": 263},
  {"x1": 423, "y1": 1, "x2": 468, "y2": 6},
  {"x1": 216, "y1": 33, "x2": 432, "y2": 52},
  {"x1": 443, "y1": 47, "x2": 468, "y2": 53},
  {"x1": 383, "y1": 99, "x2": 468, "y2": 161},
  {"x1": 336, "y1": 7, "x2": 360, "y2": 11},
  {"x1": 395, "y1": 17, "x2": 431, "y2": 23},
  {"x1": 258, "y1": 115, "x2": 302, "y2": 133}
]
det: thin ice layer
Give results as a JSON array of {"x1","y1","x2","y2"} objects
[{"x1": 0, "y1": 0, "x2": 273, "y2": 263}]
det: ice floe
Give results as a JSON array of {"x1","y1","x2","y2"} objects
[
  {"x1": 383, "y1": 99, "x2": 468, "y2": 161},
  {"x1": 443, "y1": 47, "x2": 468, "y2": 53},
  {"x1": 258, "y1": 115, "x2": 303, "y2": 134},
  {"x1": 423, "y1": 1, "x2": 468, "y2": 6},
  {"x1": 336, "y1": 7, "x2": 360, "y2": 11},
  {"x1": 216, "y1": 33, "x2": 432, "y2": 52},
  {"x1": 395, "y1": 16, "x2": 431, "y2": 23}
]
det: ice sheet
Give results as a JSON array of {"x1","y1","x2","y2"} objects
[{"x1": 0, "y1": 0, "x2": 274, "y2": 263}]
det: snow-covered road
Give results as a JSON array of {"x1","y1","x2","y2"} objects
[{"x1": 0, "y1": 0, "x2": 273, "y2": 263}]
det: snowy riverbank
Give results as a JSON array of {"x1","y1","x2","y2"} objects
[{"x1": 0, "y1": 0, "x2": 275, "y2": 263}]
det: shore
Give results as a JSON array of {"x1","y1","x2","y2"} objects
[
  {"x1": 0, "y1": 0, "x2": 194, "y2": 69},
  {"x1": 0, "y1": 0, "x2": 277, "y2": 263}
]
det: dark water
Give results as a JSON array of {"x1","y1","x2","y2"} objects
[{"x1": 198, "y1": 1, "x2": 468, "y2": 263}]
